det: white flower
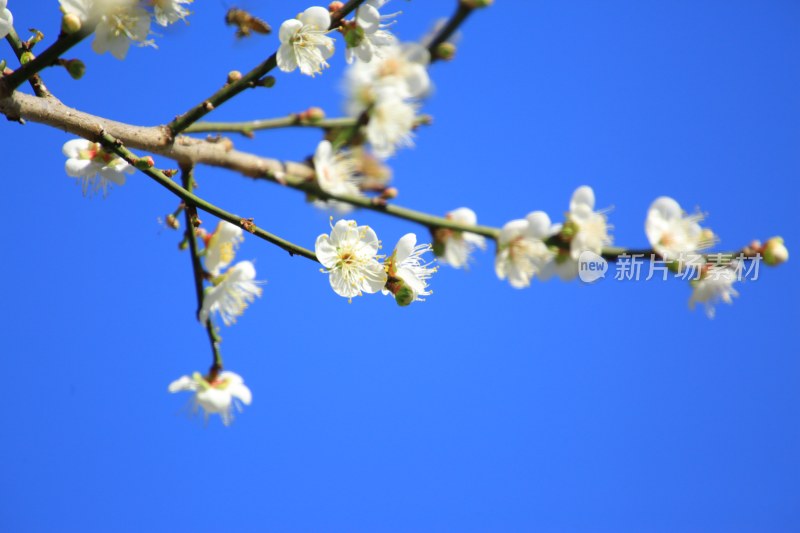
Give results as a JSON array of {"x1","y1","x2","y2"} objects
[
  {"x1": 312, "y1": 140, "x2": 362, "y2": 213},
  {"x1": 435, "y1": 207, "x2": 486, "y2": 269},
  {"x1": 60, "y1": 0, "x2": 154, "y2": 60},
  {"x1": 151, "y1": 0, "x2": 192, "y2": 26},
  {"x1": 345, "y1": 0, "x2": 399, "y2": 64},
  {"x1": 384, "y1": 233, "x2": 436, "y2": 305},
  {"x1": 689, "y1": 265, "x2": 739, "y2": 319},
  {"x1": 199, "y1": 260, "x2": 263, "y2": 326},
  {"x1": 495, "y1": 212, "x2": 559, "y2": 288},
  {"x1": 277, "y1": 6, "x2": 334, "y2": 77},
  {"x1": 365, "y1": 87, "x2": 417, "y2": 158},
  {"x1": 204, "y1": 220, "x2": 244, "y2": 276},
  {"x1": 0, "y1": 0, "x2": 13, "y2": 40},
  {"x1": 567, "y1": 186, "x2": 613, "y2": 259},
  {"x1": 168, "y1": 371, "x2": 252, "y2": 426},
  {"x1": 646, "y1": 196, "x2": 716, "y2": 261},
  {"x1": 315, "y1": 219, "x2": 387, "y2": 300},
  {"x1": 345, "y1": 43, "x2": 430, "y2": 113},
  {"x1": 62, "y1": 138, "x2": 134, "y2": 196}
]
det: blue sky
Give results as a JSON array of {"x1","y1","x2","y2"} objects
[{"x1": 2, "y1": 1, "x2": 799, "y2": 531}]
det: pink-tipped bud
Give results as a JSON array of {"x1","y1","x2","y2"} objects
[
  {"x1": 135, "y1": 156, "x2": 155, "y2": 170},
  {"x1": 329, "y1": 1, "x2": 345, "y2": 13}
]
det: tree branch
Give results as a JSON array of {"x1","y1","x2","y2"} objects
[
  {"x1": 0, "y1": 24, "x2": 94, "y2": 97},
  {"x1": 166, "y1": 0, "x2": 369, "y2": 136},
  {"x1": 4, "y1": 27, "x2": 50, "y2": 97},
  {"x1": 181, "y1": 166, "x2": 224, "y2": 380}
]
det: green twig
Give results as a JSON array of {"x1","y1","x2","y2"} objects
[
  {"x1": 4, "y1": 27, "x2": 49, "y2": 96},
  {"x1": 97, "y1": 132, "x2": 319, "y2": 262},
  {"x1": 0, "y1": 24, "x2": 94, "y2": 97},
  {"x1": 185, "y1": 114, "x2": 432, "y2": 136},
  {"x1": 181, "y1": 166, "x2": 224, "y2": 380}
]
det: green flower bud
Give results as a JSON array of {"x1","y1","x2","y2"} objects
[
  {"x1": 763, "y1": 236, "x2": 788, "y2": 266},
  {"x1": 64, "y1": 59, "x2": 86, "y2": 80},
  {"x1": 394, "y1": 283, "x2": 415, "y2": 307},
  {"x1": 435, "y1": 42, "x2": 457, "y2": 61}
]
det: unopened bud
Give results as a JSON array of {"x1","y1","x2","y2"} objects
[
  {"x1": 304, "y1": 106, "x2": 326, "y2": 123},
  {"x1": 435, "y1": 42, "x2": 457, "y2": 61},
  {"x1": 259, "y1": 75, "x2": 276, "y2": 88},
  {"x1": 329, "y1": 1, "x2": 345, "y2": 12},
  {"x1": 135, "y1": 156, "x2": 155, "y2": 170},
  {"x1": 20, "y1": 51, "x2": 34, "y2": 65},
  {"x1": 62, "y1": 13, "x2": 82, "y2": 34},
  {"x1": 163, "y1": 169, "x2": 178, "y2": 178},
  {"x1": 63, "y1": 59, "x2": 86, "y2": 80},
  {"x1": 381, "y1": 187, "x2": 398, "y2": 200},
  {"x1": 166, "y1": 214, "x2": 180, "y2": 230},
  {"x1": 227, "y1": 70, "x2": 242, "y2": 84},
  {"x1": 763, "y1": 237, "x2": 788, "y2": 266},
  {"x1": 394, "y1": 283, "x2": 415, "y2": 307}
]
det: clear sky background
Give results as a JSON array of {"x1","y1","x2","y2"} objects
[{"x1": 2, "y1": 1, "x2": 799, "y2": 531}]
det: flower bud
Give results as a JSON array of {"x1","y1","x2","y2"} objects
[
  {"x1": 166, "y1": 214, "x2": 180, "y2": 230},
  {"x1": 259, "y1": 75, "x2": 276, "y2": 88},
  {"x1": 305, "y1": 106, "x2": 326, "y2": 123},
  {"x1": 62, "y1": 13, "x2": 82, "y2": 34},
  {"x1": 329, "y1": 1, "x2": 345, "y2": 13},
  {"x1": 763, "y1": 237, "x2": 788, "y2": 266},
  {"x1": 227, "y1": 70, "x2": 242, "y2": 84},
  {"x1": 394, "y1": 283, "x2": 415, "y2": 307},
  {"x1": 135, "y1": 156, "x2": 155, "y2": 170},
  {"x1": 64, "y1": 59, "x2": 86, "y2": 80},
  {"x1": 381, "y1": 187, "x2": 398, "y2": 200},
  {"x1": 435, "y1": 42, "x2": 457, "y2": 61}
]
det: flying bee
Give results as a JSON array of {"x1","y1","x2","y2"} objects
[{"x1": 225, "y1": 7, "x2": 271, "y2": 38}]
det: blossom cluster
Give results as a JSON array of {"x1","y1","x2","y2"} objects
[
  {"x1": 198, "y1": 221, "x2": 263, "y2": 326},
  {"x1": 168, "y1": 220, "x2": 262, "y2": 425},
  {"x1": 315, "y1": 218, "x2": 437, "y2": 306},
  {"x1": 59, "y1": 0, "x2": 193, "y2": 60}
]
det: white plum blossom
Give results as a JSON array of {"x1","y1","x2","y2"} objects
[
  {"x1": 199, "y1": 260, "x2": 263, "y2": 326},
  {"x1": 204, "y1": 220, "x2": 244, "y2": 276},
  {"x1": 59, "y1": 0, "x2": 154, "y2": 60},
  {"x1": 568, "y1": 185, "x2": 612, "y2": 258},
  {"x1": 151, "y1": 0, "x2": 192, "y2": 26},
  {"x1": 168, "y1": 371, "x2": 252, "y2": 426},
  {"x1": 277, "y1": 6, "x2": 334, "y2": 77},
  {"x1": 313, "y1": 140, "x2": 362, "y2": 213},
  {"x1": 345, "y1": 43, "x2": 431, "y2": 113},
  {"x1": 646, "y1": 196, "x2": 716, "y2": 262},
  {"x1": 345, "y1": 0, "x2": 399, "y2": 64},
  {"x1": 495, "y1": 212, "x2": 559, "y2": 288},
  {"x1": 315, "y1": 219, "x2": 387, "y2": 300},
  {"x1": 0, "y1": 0, "x2": 13, "y2": 40},
  {"x1": 689, "y1": 265, "x2": 739, "y2": 319},
  {"x1": 344, "y1": 43, "x2": 430, "y2": 158},
  {"x1": 383, "y1": 233, "x2": 437, "y2": 305},
  {"x1": 62, "y1": 138, "x2": 134, "y2": 196},
  {"x1": 435, "y1": 207, "x2": 487, "y2": 269}
]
